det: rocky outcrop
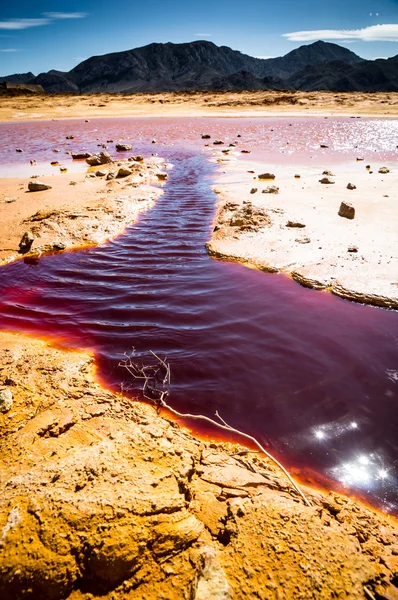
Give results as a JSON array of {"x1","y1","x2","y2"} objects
[{"x1": 0, "y1": 331, "x2": 397, "y2": 600}]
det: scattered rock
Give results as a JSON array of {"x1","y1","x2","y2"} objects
[
  {"x1": 18, "y1": 231, "x2": 34, "y2": 254},
  {"x1": 258, "y1": 173, "x2": 275, "y2": 180},
  {"x1": 157, "y1": 173, "x2": 168, "y2": 181},
  {"x1": 319, "y1": 177, "x2": 335, "y2": 184},
  {"x1": 294, "y1": 174, "x2": 301, "y2": 178},
  {"x1": 250, "y1": 188, "x2": 257, "y2": 194},
  {"x1": 348, "y1": 245, "x2": 358, "y2": 252},
  {"x1": 95, "y1": 170, "x2": 107, "y2": 177},
  {"x1": 72, "y1": 152, "x2": 91, "y2": 160},
  {"x1": 322, "y1": 170, "x2": 334, "y2": 176},
  {"x1": 86, "y1": 151, "x2": 113, "y2": 166},
  {"x1": 338, "y1": 201, "x2": 355, "y2": 219},
  {"x1": 347, "y1": 183, "x2": 357, "y2": 190},
  {"x1": 152, "y1": 139, "x2": 157, "y2": 144},
  {"x1": 106, "y1": 173, "x2": 115, "y2": 180},
  {"x1": 53, "y1": 149, "x2": 60, "y2": 153},
  {"x1": 366, "y1": 165, "x2": 371, "y2": 170},
  {"x1": 202, "y1": 134, "x2": 211, "y2": 139},
  {"x1": 286, "y1": 220, "x2": 306, "y2": 228},
  {"x1": 379, "y1": 167, "x2": 390, "y2": 174},
  {"x1": 28, "y1": 181, "x2": 52, "y2": 192},
  {"x1": 320, "y1": 144, "x2": 329, "y2": 148},
  {"x1": 116, "y1": 143, "x2": 132, "y2": 151},
  {"x1": 66, "y1": 135, "x2": 74, "y2": 140},
  {"x1": 295, "y1": 236, "x2": 311, "y2": 244},
  {"x1": 130, "y1": 155, "x2": 144, "y2": 162},
  {"x1": 356, "y1": 157, "x2": 364, "y2": 161},
  {"x1": 262, "y1": 186, "x2": 279, "y2": 194},
  {"x1": 0, "y1": 197, "x2": 16, "y2": 204},
  {"x1": 30, "y1": 160, "x2": 36, "y2": 166},
  {"x1": 15, "y1": 148, "x2": 23, "y2": 153},
  {"x1": 59, "y1": 166, "x2": 67, "y2": 173},
  {"x1": 213, "y1": 140, "x2": 224, "y2": 145},
  {"x1": 241, "y1": 150, "x2": 251, "y2": 154},
  {"x1": 0, "y1": 388, "x2": 13, "y2": 412},
  {"x1": 50, "y1": 161, "x2": 59, "y2": 166},
  {"x1": 117, "y1": 167, "x2": 133, "y2": 178}
]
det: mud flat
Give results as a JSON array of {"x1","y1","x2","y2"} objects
[
  {"x1": 0, "y1": 157, "x2": 167, "y2": 265},
  {"x1": 0, "y1": 331, "x2": 397, "y2": 600},
  {"x1": 207, "y1": 157, "x2": 398, "y2": 309},
  {"x1": 2, "y1": 90, "x2": 398, "y2": 122}
]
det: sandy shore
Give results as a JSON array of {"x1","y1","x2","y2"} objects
[
  {"x1": 207, "y1": 154, "x2": 398, "y2": 309},
  {"x1": 0, "y1": 157, "x2": 168, "y2": 265},
  {"x1": 2, "y1": 90, "x2": 398, "y2": 122},
  {"x1": 0, "y1": 331, "x2": 397, "y2": 600}
]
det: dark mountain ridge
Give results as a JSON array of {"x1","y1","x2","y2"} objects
[{"x1": 3, "y1": 40, "x2": 397, "y2": 93}]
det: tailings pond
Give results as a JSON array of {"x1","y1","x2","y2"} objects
[{"x1": 0, "y1": 117, "x2": 397, "y2": 514}]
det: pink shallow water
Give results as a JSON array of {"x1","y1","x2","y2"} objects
[{"x1": 0, "y1": 117, "x2": 398, "y2": 514}]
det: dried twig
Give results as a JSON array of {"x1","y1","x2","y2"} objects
[{"x1": 119, "y1": 349, "x2": 312, "y2": 507}]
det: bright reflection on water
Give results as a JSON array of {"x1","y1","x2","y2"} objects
[{"x1": 0, "y1": 117, "x2": 397, "y2": 514}]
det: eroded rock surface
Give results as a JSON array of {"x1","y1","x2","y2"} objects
[{"x1": 0, "y1": 332, "x2": 397, "y2": 599}]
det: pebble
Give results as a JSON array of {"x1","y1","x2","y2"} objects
[{"x1": 0, "y1": 389, "x2": 13, "y2": 412}]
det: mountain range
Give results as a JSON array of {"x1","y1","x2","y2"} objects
[{"x1": 2, "y1": 40, "x2": 398, "y2": 93}]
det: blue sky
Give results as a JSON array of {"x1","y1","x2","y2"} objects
[{"x1": 1, "y1": 0, "x2": 398, "y2": 75}]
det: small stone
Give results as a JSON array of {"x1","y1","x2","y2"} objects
[
  {"x1": 115, "y1": 143, "x2": 132, "y2": 151},
  {"x1": 52, "y1": 241, "x2": 66, "y2": 251},
  {"x1": 294, "y1": 174, "x2": 301, "y2": 178},
  {"x1": 86, "y1": 151, "x2": 113, "y2": 166},
  {"x1": 322, "y1": 170, "x2": 334, "y2": 176},
  {"x1": 0, "y1": 389, "x2": 13, "y2": 412},
  {"x1": 72, "y1": 152, "x2": 91, "y2": 159},
  {"x1": 286, "y1": 220, "x2": 306, "y2": 228},
  {"x1": 250, "y1": 188, "x2": 258, "y2": 194},
  {"x1": 130, "y1": 155, "x2": 144, "y2": 162},
  {"x1": 347, "y1": 183, "x2": 357, "y2": 190},
  {"x1": 95, "y1": 170, "x2": 107, "y2": 177},
  {"x1": 379, "y1": 166, "x2": 390, "y2": 174},
  {"x1": 51, "y1": 161, "x2": 59, "y2": 166},
  {"x1": 28, "y1": 181, "x2": 52, "y2": 192},
  {"x1": 106, "y1": 173, "x2": 115, "y2": 180},
  {"x1": 296, "y1": 236, "x2": 311, "y2": 244},
  {"x1": 366, "y1": 165, "x2": 371, "y2": 170},
  {"x1": 16, "y1": 148, "x2": 23, "y2": 153},
  {"x1": 338, "y1": 201, "x2": 355, "y2": 219},
  {"x1": 69, "y1": 181, "x2": 77, "y2": 186},
  {"x1": 356, "y1": 157, "x2": 364, "y2": 161},
  {"x1": 320, "y1": 144, "x2": 329, "y2": 148},
  {"x1": 347, "y1": 245, "x2": 358, "y2": 252},
  {"x1": 30, "y1": 160, "x2": 36, "y2": 166},
  {"x1": 53, "y1": 149, "x2": 60, "y2": 153},
  {"x1": 202, "y1": 134, "x2": 211, "y2": 139},
  {"x1": 66, "y1": 135, "x2": 74, "y2": 139},
  {"x1": 241, "y1": 150, "x2": 251, "y2": 154},
  {"x1": 18, "y1": 231, "x2": 34, "y2": 254},
  {"x1": 319, "y1": 177, "x2": 335, "y2": 184},
  {"x1": 151, "y1": 139, "x2": 157, "y2": 144},
  {"x1": 262, "y1": 186, "x2": 279, "y2": 194},
  {"x1": 213, "y1": 140, "x2": 224, "y2": 145},
  {"x1": 258, "y1": 173, "x2": 275, "y2": 180},
  {"x1": 59, "y1": 166, "x2": 67, "y2": 173},
  {"x1": 156, "y1": 173, "x2": 168, "y2": 181},
  {"x1": 116, "y1": 167, "x2": 133, "y2": 178}
]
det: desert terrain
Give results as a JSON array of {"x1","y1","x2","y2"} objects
[
  {"x1": 2, "y1": 90, "x2": 398, "y2": 122},
  {"x1": 1, "y1": 93, "x2": 398, "y2": 600}
]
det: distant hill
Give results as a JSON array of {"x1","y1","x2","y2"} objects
[{"x1": 3, "y1": 40, "x2": 397, "y2": 93}]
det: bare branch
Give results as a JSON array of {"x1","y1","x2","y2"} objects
[{"x1": 119, "y1": 350, "x2": 312, "y2": 507}]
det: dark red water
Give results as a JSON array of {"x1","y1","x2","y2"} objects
[{"x1": 1, "y1": 117, "x2": 397, "y2": 514}]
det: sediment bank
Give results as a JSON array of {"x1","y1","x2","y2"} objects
[
  {"x1": 207, "y1": 158, "x2": 398, "y2": 309},
  {"x1": 0, "y1": 331, "x2": 397, "y2": 600}
]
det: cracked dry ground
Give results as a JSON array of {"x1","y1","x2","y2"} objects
[{"x1": 0, "y1": 332, "x2": 398, "y2": 600}]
